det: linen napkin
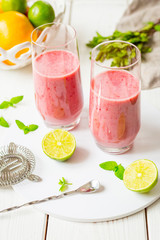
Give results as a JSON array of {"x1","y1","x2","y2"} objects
[{"x1": 117, "y1": 0, "x2": 160, "y2": 90}]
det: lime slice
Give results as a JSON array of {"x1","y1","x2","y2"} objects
[
  {"x1": 42, "y1": 129, "x2": 76, "y2": 161},
  {"x1": 123, "y1": 159, "x2": 158, "y2": 193}
]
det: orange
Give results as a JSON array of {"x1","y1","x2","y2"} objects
[
  {"x1": 0, "y1": 11, "x2": 34, "y2": 65},
  {"x1": 0, "y1": 11, "x2": 34, "y2": 50}
]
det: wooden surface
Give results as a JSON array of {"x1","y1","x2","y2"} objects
[{"x1": 0, "y1": 0, "x2": 160, "y2": 239}]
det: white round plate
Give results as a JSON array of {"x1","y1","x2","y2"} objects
[{"x1": 3, "y1": 99, "x2": 160, "y2": 222}]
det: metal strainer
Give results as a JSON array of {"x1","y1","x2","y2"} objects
[{"x1": 0, "y1": 142, "x2": 42, "y2": 187}]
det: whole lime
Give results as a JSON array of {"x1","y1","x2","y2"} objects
[
  {"x1": 2, "y1": 0, "x2": 27, "y2": 13},
  {"x1": 28, "y1": 0, "x2": 55, "y2": 28}
]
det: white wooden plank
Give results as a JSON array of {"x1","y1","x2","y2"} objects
[
  {"x1": 46, "y1": 211, "x2": 147, "y2": 240},
  {"x1": 0, "y1": 65, "x2": 47, "y2": 240},
  {"x1": 0, "y1": 187, "x2": 47, "y2": 240},
  {"x1": 147, "y1": 199, "x2": 160, "y2": 240},
  {"x1": 144, "y1": 88, "x2": 160, "y2": 240}
]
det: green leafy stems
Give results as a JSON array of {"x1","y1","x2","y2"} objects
[
  {"x1": 58, "y1": 177, "x2": 72, "y2": 192},
  {"x1": 15, "y1": 120, "x2": 38, "y2": 134},
  {"x1": 0, "y1": 96, "x2": 23, "y2": 109},
  {"x1": 99, "y1": 161, "x2": 125, "y2": 180},
  {"x1": 87, "y1": 20, "x2": 160, "y2": 67}
]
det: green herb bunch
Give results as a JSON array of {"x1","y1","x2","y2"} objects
[{"x1": 86, "y1": 20, "x2": 160, "y2": 67}]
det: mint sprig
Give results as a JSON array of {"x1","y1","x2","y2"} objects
[
  {"x1": 0, "y1": 117, "x2": 9, "y2": 128},
  {"x1": 15, "y1": 120, "x2": 38, "y2": 134},
  {"x1": 99, "y1": 161, "x2": 125, "y2": 180},
  {"x1": 0, "y1": 96, "x2": 23, "y2": 109},
  {"x1": 58, "y1": 177, "x2": 72, "y2": 192}
]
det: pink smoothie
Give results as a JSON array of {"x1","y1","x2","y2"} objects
[
  {"x1": 33, "y1": 50, "x2": 83, "y2": 126},
  {"x1": 89, "y1": 70, "x2": 140, "y2": 149}
]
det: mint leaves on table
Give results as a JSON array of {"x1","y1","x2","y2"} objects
[
  {"x1": 15, "y1": 120, "x2": 38, "y2": 134},
  {"x1": 99, "y1": 161, "x2": 125, "y2": 180},
  {"x1": 58, "y1": 177, "x2": 72, "y2": 192},
  {"x1": 0, "y1": 96, "x2": 23, "y2": 109},
  {"x1": 87, "y1": 20, "x2": 160, "y2": 67},
  {"x1": 0, "y1": 117, "x2": 9, "y2": 128}
]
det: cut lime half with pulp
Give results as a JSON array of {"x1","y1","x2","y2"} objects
[
  {"x1": 42, "y1": 129, "x2": 76, "y2": 161},
  {"x1": 123, "y1": 159, "x2": 158, "y2": 193}
]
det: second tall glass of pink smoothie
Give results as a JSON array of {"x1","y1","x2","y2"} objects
[
  {"x1": 31, "y1": 23, "x2": 83, "y2": 130},
  {"x1": 89, "y1": 40, "x2": 141, "y2": 154}
]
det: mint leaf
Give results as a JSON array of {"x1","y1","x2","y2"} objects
[
  {"x1": 58, "y1": 177, "x2": 72, "y2": 192},
  {"x1": 58, "y1": 179, "x2": 63, "y2": 185},
  {"x1": 0, "y1": 101, "x2": 11, "y2": 109},
  {"x1": 28, "y1": 124, "x2": 38, "y2": 132},
  {"x1": 114, "y1": 164, "x2": 125, "y2": 180},
  {"x1": 15, "y1": 120, "x2": 25, "y2": 130},
  {"x1": 154, "y1": 24, "x2": 160, "y2": 31},
  {"x1": 0, "y1": 96, "x2": 23, "y2": 109},
  {"x1": 15, "y1": 120, "x2": 38, "y2": 134},
  {"x1": 24, "y1": 127, "x2": 30, "y2": 135},
  {"x1": 99, "y1": 161, "x2": 118, "y2": 171},
  {"x1": 59, "y1": 184, "x2": 67, "y2": 192},
  {"x1": 99, "y1": 161, "x2": 125, "y2": 180},
  {"x1": 10, "y1": 96, "x2": 23, "y2": 104},
  {"x1": 0, "y1": 117, "x2": 9, "y2": 128}
]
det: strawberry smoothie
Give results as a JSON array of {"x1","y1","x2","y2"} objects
[
  {"x1": 33, "y1": 50, "x2": 83, "y2": 127},
  {"x1": 89, "y1": 70, "x2": 140, "y2": 151}
]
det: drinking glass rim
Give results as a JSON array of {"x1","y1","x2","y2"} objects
[
  {"x1": 31, "y1": 22, "x2": 77, "y2": 49},
  {"x1": 91, "y1": 40, "x2": 141, "y2": 70}
]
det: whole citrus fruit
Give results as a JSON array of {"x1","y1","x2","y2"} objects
[
  {"x1": 0, "y1": 11, "x2": 34, "y2": 50},
  {"x1": 2, "y1": 0, "x2": 27, "y2": 14},
  {"x1": 28, "y1": 0, "x2": 55, "y2": 28}
]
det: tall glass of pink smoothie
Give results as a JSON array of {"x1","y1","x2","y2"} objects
[
  {"x1": 89, "y1": 41, "x2": 141, "y2": 154},
  {"x1": 31, "y1": 23, "x2": 83, "y2": 130}
]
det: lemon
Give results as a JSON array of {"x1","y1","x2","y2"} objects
[
  {"x1": 42, "y1": 129, "x2": 76, "y2": 161},
  {"x1": 123, "y1": 159, "x2": 158, "y2": 193},
  {"x1": 28, "y1": 0, "x2": 55, "y2": 28},
  {"x1": 2, "y1": 0, "x2": 27, "y2": 14}
]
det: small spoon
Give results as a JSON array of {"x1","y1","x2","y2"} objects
[{"x1": 0, "y1": 179, "x2": 100, "y2": 213}]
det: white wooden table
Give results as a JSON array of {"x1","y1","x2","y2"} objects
[{"x1": 0, "y1": 0, "x2": 160, "y2": 239}]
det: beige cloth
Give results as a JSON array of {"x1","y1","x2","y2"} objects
[{"x1": 117, "y1": 0, "x2": 160, "y2": 89}]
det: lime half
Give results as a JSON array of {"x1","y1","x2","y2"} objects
[
  {"x1": 123, "y1": 159, "x2": 158, "y2": 193},
  {"x1": 42, "y1": 129, "x2": 76, "y2": 161}
]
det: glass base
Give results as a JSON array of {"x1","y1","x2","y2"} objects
[
  {"x1": 96, "y1": 142, "x2": 133, "y2": 155},
  {"x1": 44, "y1": 118, "x2": 80, "y2": 131}
]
